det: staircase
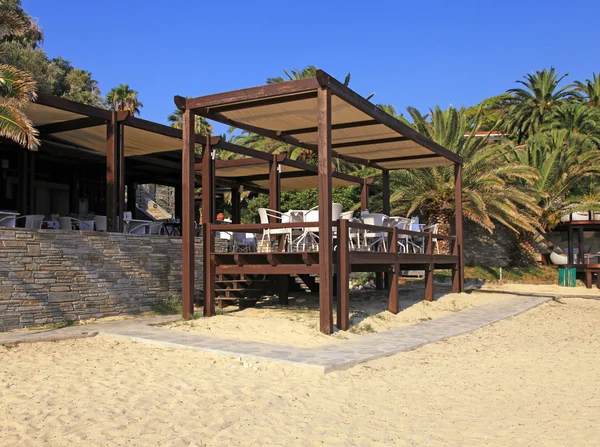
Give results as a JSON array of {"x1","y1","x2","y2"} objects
[
  {"x1": 213, "y1": 274, "x2": 270, "y2": 309},
  {"x1": 289, "y1": 274, "x2": 319, "y2": 293}
]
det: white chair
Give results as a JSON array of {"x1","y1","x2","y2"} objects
[
  {"x1": 94, "y1": 216, "x2": 107, "y2": 232},
  {"x1": 127, "y1": 222, "x2": 148, "y2": 234},
  {"x1": 17, "y1": 215, "x2": 44, "y2": 230},
  {"x1": 571, "y1": 212, "x2": 589, "y2": 221},
  {"x1": 550, "y1": 251, "x2": 568, "y2": 265},
  {"x1": 258, "y1": 208, "x2": 294, "y2": 251},
  {"x1": 362, "y1": 213, "x2": 388, "y2": 252},
  {"x1": 58, "y1": 216, "x2": 74, "y2": 230},
  {"x1": 0, "y1": 214, "x2": 17, "y2": 227},
  {"x1": 232, "y1": 232, "x2": 257, "y2": 252},
  {"x1": 148, "y1": 221, "x2": 165, "y2": 235},
  {"x1": 339, "y1": 210, "x2": 361, "y2": 250},
  {"x1": 421, "y1": 223, "x2": 440, "y2": 253}
]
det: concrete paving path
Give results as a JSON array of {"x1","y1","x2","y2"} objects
[{"x1": 1, "y1": 294, "x2": 551, "y2": 373}]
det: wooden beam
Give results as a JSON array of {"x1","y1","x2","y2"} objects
[
  {"x1": 182, "y1": 109, "x2": 195, "y2": 320},
  {"x1": 337, "y1": 219, "x2": 350, "y2": 330},
  {"x1": 371, "y1": 153, "x2": 439, "y2": 163},
  {"x1": 123, "y1": 114, "x2": 211, "y2": 146},
  {"x1": 278, "y1": 119, "x2": 379, "y2": 136},
  {"x1": 315, "y1": 70, "x2": 462, "y2": 165},
  {"x1": 106, "y1": 111, "x2": 118, "y2": 232},
  {"x1": 453, "y1": 163, "x2": 464, "y2": 293},
  {"x1": 117, "y1": 122, "x2": 125, "y2": 231},
  {"x1": 269, "y1": 155, "x2": 281, "y2": 217},
  {"x1": 205, "y1": 91, "x2": 317, "y2": 114},
  {"x1": 318, "y1": 86, "x2": 333, "y2": 335},
  {"x1": 36, "y1": 93, "x2": 112, "y2": 121},
  {"x1": 202, "y1": 137, "x2": 216, "y2": 317},
  {"x1": 36, "y1": 117, "x2": 107, "y2": 135},
  {"x1": 332, "y1": 136, "x2": 408, "y2": 149},
  {"x1": 388, "y1": 227, "x2": 399, "y2": 314},
  {"x1": 181, "y1": 77, "x2": 320, "y2": 111}
]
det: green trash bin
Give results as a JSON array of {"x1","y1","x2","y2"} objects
[{"x1": 558, "y1": 266, "x2": 576, "y2": 287}]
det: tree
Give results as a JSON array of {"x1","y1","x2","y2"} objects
[
  {"x1": 390, "y1": 105, "x2": 541, "y2": 235},
  {"x1": 465, "y1": 93, "x2": 512, "y2": 131},
  {"x1": 545, "y1": 102, "x2": 600, "y2": 146},
  {"x1": 106, "y1": 84, "x2": 143, "y2": 116},
  {"x1": 575, "y1": 73, "x2": 600, "y2": 108},
  {"x1": 167, "y1": 107, "x2": 212, "y2": 136},
  {"x1": 504, "y1": 68, "x2": 576, "y2": 142},
  {"x1": 0, "y1": 4, "x2": 38, "y2": 149}
]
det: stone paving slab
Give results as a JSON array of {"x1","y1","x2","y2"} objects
[{"x1": 1, "y1": 296, "x2": 550, "y2": 373}]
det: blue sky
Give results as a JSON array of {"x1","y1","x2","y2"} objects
[{"x1": 23, "y1": 0, "x2": 600, "y2": 135}]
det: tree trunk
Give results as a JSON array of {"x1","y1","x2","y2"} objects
[
  {"x1": 427, "y1": 211, "x2": 451, "y2": 254},
  {"x1": 512, "y1": 231, "x2": 538, "y2": 267}
]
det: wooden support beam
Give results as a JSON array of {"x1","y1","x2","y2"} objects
[
  {"x1": 424, "y1": 233, "x2": 434, "y2": 301},
  {"x1": 36, "y1": 117, "x2": 107, "y2": 135},
  {"x1": 388, "y1": 227, "x2": 399, "y2": 314},
  {"x1": 181, "y1": 109, "x2": 196, "y2": 320},
  {"x1": 231, "y1": 186, "x2": 241, "y2": 224},
  {"x1": 332, "y1": 136, "x2": 408, "y2": 149},
  {"x1": 371, "y1": 153, "x2": 439, "y2": 163},
  {"x1": 453, "y1": 163, "x2": 464, "y2": 293},
  {"x1": 318, "y1": 86, "x2": 333, "y2": 335},
  {"x1": 579, "y1": 227, "x2": 585, "y2": 265},
  {"x1": 269, "y1": 155, "x2": 281, "y2": 221},
  {"x1": 568, "y1": 225, "x2": 574, "y2": 264},
  {"x1": 278, "y1": 119, "x2": 379, "y2": 136},
  {"x1": 337, "y1": 219, "x2": 350, "y2": 330},
  {"x1": 117, "y1": 122, "x2": 125, "y2": 231},
  {"x1": 202, "y1": 136, "x2": 216, "y2": 317},
  {"x1": 106, "y1": 111, "x2": 118, "y2": 232}
]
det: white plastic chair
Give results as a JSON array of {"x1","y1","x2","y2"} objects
[
  {"x1": 258, "y1": 208, "x2": 294, "y2": 251},
  {"x1": 17, "y1": 215, "x2": 44, "y2": 230},
  {"x1": 362, "y1": 213, "x2": 388, "y2": 252},
  {"x1": 422, "y1": 223, "x2": 440, "y2": 253},
  {"x1": 58, "y1": 216, "x2": 74, "y2": 230},
  {"x1": 148, "y1": 221, "x2": 165, "y2": 235},
  {"x1": 232, "y1": 232, "x2": 257, "y2": 252},
  {"x1": 94, "y1": 216, "x2": 107, "y2": 232},
  {"x1": 0, "y1": 214, "x2": 17, "y2": 227}
]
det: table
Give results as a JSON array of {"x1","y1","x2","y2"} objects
[{"x1": 163, "y1": 222, "x2": 181, "y2": 236}]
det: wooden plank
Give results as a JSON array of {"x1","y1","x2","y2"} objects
[
  {"x1": 454, "y1": 163, "x2": 464, "y2": 292},
  {"x1": 202, "y1": 136, "x2": 216, "y2": 317},
  {"x1": 332, "y1": 136, "x2": 408, "y2": 149},
  {"x1": 36, "y1": 93, "x2": 112, "y2": 120},
  {"x1": 382, "y1": 169, "x2": 390, "y2": 216},
  {"x1": 106, "y1": 111, "x2": 118, "y2": 232},
  {"x1": 318, "y1": 85, "x2": 333, "y2": 335},
  {"x1": 278, "y1": 119, "x2": 379, "y2": 136},
  {"x1": 424, "y1": 232, "x2": 434, "y2": 301},
  {"x1": 361, "y1": 178, "x2": 369, "y2": 211},
  {"x1": 215, "y1": 265, "x2": 320, "y2": 275},
  {"x1": 117, "y1": 122, "x2": 125, "y2": 231},
  {"x1": 207, "y1": 91, "x2": 317, "y2": 114},
  {"x1": 371, "y1": 154, "x2": 439, "y2": 163},
  {"x1": 181, "y1": 109, "x2": 195, "y2": 319},
  {"x1": 36, "y1": 117, "x2": 107, "y2": 135},
  {"x1": 182, "y1": 77, "x2": 319, "y2": 111},
  {"x1": 337, "y1": 219, "x2": 350, "y2": 330}
]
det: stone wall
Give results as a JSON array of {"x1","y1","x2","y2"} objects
[
  {"x1": 463, "y1": 221, "x2": 517, "y2": 267},
  {"x1": 0, "y1": 228, "x2": 221, "y2": 331}
]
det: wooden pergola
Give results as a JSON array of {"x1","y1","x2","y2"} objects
[{"x1": 176, "y1": 70, "x2": 464, "y2": 334}]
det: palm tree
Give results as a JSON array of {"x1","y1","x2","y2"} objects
[
  {"x1": 545, "y1": 103, "x2": 600, "y2": 146},
  {"x1": 106, "y1": 84, "x2": 143, "y2": 116},
  {"x1": 390, "y1": 105, "x2": 541, "y2": 236},
  {"x1": 504, "y1": 68, "x2": 576, "y2": 142},
  {"x1": 0, "y1": 7, "x2": 38, "y2": 149},
  {"x1": 575, "y1": 73, "x2": 600, "y2": 108},
  {"x1": 167, "y1": 108, "x2": 212, "y2": 136}
]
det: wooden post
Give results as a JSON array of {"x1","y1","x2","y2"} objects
[
  {"x1": 231, "y1": 186, "x2": 241, "y2": 224},
  {"x1": 117, "y1": 122, "x2": 125, "y2": 231},
  {"x1": 424, "y1": 231, "x2": 434, "y2": 301},
  {"x1": 126, "y1": 182, "x2": 136, "y2": 213},
  {"x1": 388, "y1": 226, "x2": 399, "y2": 313},
  {"x1": 568, "y1": 226, "x2": 574, "y2": 264},
  {"x1": 361, "y1": 178, "x2": 369, "y2": 211},
  {"x1": 181, "y1": 108, "x2": 195, "y2": 319},
  {"x1": 202, "y1": 136, "x2": 215, "y2": 317},
  {"x1": 578, "y1": 227, "x2": 584, "y2": 265},
  {"x1": 318, "y1": 86, "x2": 333, "y2": 334},
  {"x1": 106, "y1": 111, "x2": 118, "y2": 232},
  {"x1": 336, "y1": 219, "x2": 350, "y2": 330},
  {"x1": 269, "y1": 155, "x2": 281, "y2": 215},
  {"x1": 454, "y1": 163, "x2": 464, "y2": 292}
]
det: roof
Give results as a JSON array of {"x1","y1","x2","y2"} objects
[
  {"x1": 178, "y1": 70, "x2": 461, "y2": 170},
  {"x1": 26, "y1": 94, "x2": 210, "y2": 157}
]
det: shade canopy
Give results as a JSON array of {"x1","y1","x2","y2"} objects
[{"x1": 179, "y1": 70, "x2": 461, "y2": 170}]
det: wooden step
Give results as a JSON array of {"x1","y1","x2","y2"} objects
[
  {"x1": 215, "y1": 279, "x2": 270, "y2": 285},
  {"x1": 215, "y1": 288, "x2": 264, "y2": 293}
]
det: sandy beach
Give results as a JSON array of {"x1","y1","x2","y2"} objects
[
  {"x1": 164, "y1": 288, "x2": 510, "y2": 347},
  {"x1": 1, "y1": 295, "x2": 599, "y2": 446}
]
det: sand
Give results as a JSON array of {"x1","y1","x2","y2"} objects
[
  {"x1": 164, "y1": 289, "x2": 510, "y2": 347},
  {"x1": 480, "y1": 282, "x2": 600, "y2": 296},
  {"x1": 1, "y1": 296, "x2": 599, "y2": 446}
]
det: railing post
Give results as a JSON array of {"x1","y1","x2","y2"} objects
[
  {"x1": 424, "y1": 231, "x2": 434, "y2": 301},
  {"x1": 451, "y1": 236, "x2": 460, "y2": 293},
  {"x1": 388, "y1": 226, "x2": 399, "y2": 314},
  {"x1": 202, "y1": 136, "x2": 215, "y2": 317},
  {"x1": 337, "y1": 220, "x2": 350, "y2": 330}
]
